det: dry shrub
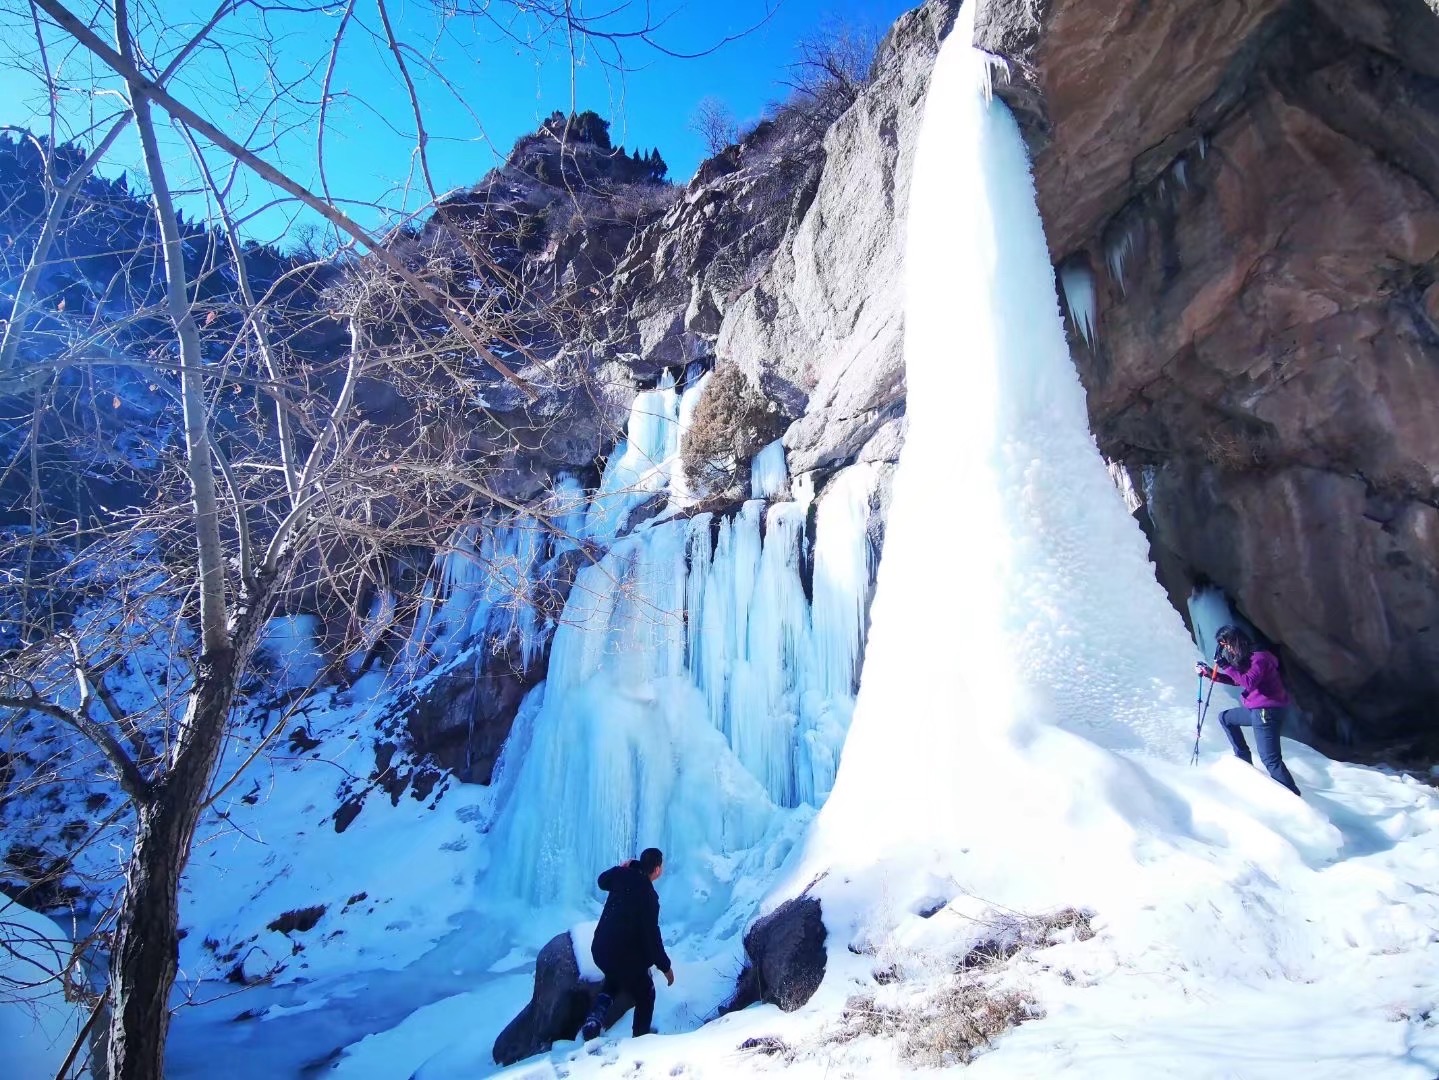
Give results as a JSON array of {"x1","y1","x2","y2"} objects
[
  {"x1": 834, "y1": 983, "x2": 1040, "y2": 1067},
  {"x1": 904, "y1": 983, "x2": 1040, "y2": 1067},
  {"x1": 828, "y1": 905, "x2": 1092, "y2": 1067},
  {"x1": 680, "y1": 363, "x2": 783, "y2": 495},
  {"x1": 959, "y1": 906, "x2": 1094, "y2": 969},
  {"x1": 738, "y1": 1034, "x2": 796, "y2": 1062}
]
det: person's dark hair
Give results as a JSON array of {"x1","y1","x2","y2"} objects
[
  {"x1": 638, "y1": 847, "x2": 664, "y2": 874},
  {"x1": 1215, "y1": 624, "x2": 1254, "y2": 669}
]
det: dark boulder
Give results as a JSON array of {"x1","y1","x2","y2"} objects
[
  {"x1": 730, "y1": 895, "x2": 827, "y2": 1013},
  {"x1": 492, "y1": 930, "x2": 634, "y2": 1067}
]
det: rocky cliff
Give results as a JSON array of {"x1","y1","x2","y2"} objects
[
  {"x1": 979, "y1": 0, "x2": 1439, "y2": 746},
  {"x1": 413, "y1": 0, "x2": 1439, "y2": 765}
]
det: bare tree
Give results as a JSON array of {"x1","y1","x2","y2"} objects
[
  {"x1": 690, "y1": 95, "x2": 740, "y2": 157},
  {"x1": 778, "y1": 20, "x2": 881, "y2": 138},
  {"x1": 0, "y1": 1, "x2": 741, "y2": 1077}
]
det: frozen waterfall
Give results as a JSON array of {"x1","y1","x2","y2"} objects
[
  {"x1": 806, "y1": 2, "x2": 1217, "y2": 910},
  {"x1": 483, "y1": 376, "x2": 879, "y2": 911}
]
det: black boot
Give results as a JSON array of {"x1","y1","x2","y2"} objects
[{"x1": 580, "y1": 994, "x2": 611, "y2": 1041}]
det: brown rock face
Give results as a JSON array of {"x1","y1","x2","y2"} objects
[{"x1": 984, "y1": 0, "x2": 1439, "y2": 743}]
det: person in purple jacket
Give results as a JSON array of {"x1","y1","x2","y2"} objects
[{"x1": 1196, "y1": 624, "x2": 1301, "y2": 795}]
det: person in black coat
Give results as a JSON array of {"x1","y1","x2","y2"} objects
[{"x1": 579, "y1": 847, "x2": 674, "y2": 1040}]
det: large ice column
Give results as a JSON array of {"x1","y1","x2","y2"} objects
[
  {"x1": 812, "y1": 3, "x2": 1205, "y2": 898},
  {"x1": 793, "y1": 465, "x2": 879, "y2": 805}
]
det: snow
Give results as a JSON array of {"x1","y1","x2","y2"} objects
[{"x1": 0, "y1": 901, "x2": 88, "y2": 1079}]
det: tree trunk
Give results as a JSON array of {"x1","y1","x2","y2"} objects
[{"x1": 104, "y1": 651, "x2": 237, "y2": 1080}]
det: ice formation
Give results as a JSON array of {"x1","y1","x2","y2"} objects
[
  {"x1": 480, "y1": 378, "x2": 880, "y2": 912},
  {"x1": 1057, "y1": 260, "x2": 1097, "y2": 346},
  {"x1": 750, "y1": 439, "x2": 789, "y2": 500},
  {"x1": 586, "y1": 372, "x2": 690, "y2": 537},
  {"x1": 804, "y1": 0, "x2": 1232, "y2": 908}
]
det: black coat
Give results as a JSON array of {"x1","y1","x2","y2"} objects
[{"x1": 591, "y1": 863, "x2": 671, "y2": 975}]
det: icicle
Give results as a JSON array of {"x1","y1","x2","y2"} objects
[
  {"x1": 807, "y1": 466, "x2": 877, "y2": 701},
  {"x1": 750, "y1": 440, "x2": 789, "y2": 500},
  {"x1": 1107, "y1": 459, "x2": 1143, "y2": 514},
  {"x1": 684, "y1": 512, "x2": 714, "y2": 684},
  {"x1": 670, "y1": 371, "x2": 712, "y2": 503},
  {"x1": 1058, "y1": 261, "x2": 1097, "y2": 347},
  {"x1": 545, "y1": 473, "x2": 589, "y2": 554},
  {"x1": 697, "y1": 504, "x2": 763, "y2": 737},
  {"x1": 731, "y1": 502, "x2": 810, "y2": 805},
  {"x1": 1105, "y1": 223, "x2": 1138, "y2": 296}
]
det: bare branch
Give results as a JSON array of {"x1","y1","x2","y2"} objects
[
  {"x1": 33, "y1": 0, "x2": 537, "y2": 400},
  {"x1": 0, "y1": 0, "x2": 240, "y2": 376},
  {"x1": 0, "y1": 687, "x2": 149, "y2": 803},
  {"x1": 118, "y1": 0, "x2": 231, "y2": 658}
]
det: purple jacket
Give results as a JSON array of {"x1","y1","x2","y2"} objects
[{"x1": 1217, "y1": 650, "x2": 1290, "y2": 709}]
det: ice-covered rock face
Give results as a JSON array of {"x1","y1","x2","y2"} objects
[
  {"x1": 482, "y1": 381, "x2": 882, "y2": 914},
  {"x1": 715, "y1": 3, "x2": 961, "y2": 475}
]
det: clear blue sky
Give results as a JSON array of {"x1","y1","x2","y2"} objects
[{"x1": 1, "y1": 0, "x2": 914, "y2": 246}]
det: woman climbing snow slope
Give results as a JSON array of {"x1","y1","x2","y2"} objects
[{"x1": 1197, "y1": 624, "x2": 1302, "y2": 796}]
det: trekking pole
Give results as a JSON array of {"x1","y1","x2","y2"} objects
[{"x1": 1190, "y1": 656, "x2": 1220, "y2": 765}]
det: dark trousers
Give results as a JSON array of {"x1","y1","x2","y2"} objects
[
  {"x1": 591, "y1": 956, "x2": 655, "y2": 1037},
  {"x1": 1219, "y1": 706, "x2": 1300, "y2": 796}
]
